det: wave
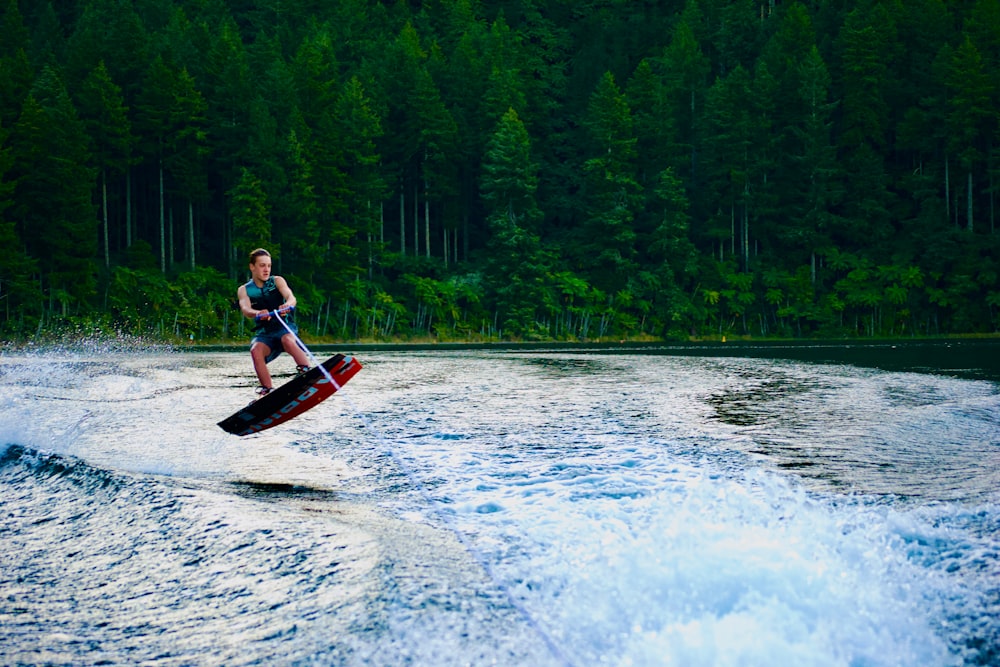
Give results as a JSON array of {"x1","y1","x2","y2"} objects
[{"x1": 0, "y1": 443, "x2": 384, "y2": 666}]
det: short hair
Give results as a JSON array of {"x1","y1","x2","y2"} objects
[{"x1": 248, "y1": 248, "x2": 270, "y2": 264}]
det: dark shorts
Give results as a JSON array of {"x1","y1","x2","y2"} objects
[{"x1": 251, "y1": 323, "x2": 299, "y2": 364}]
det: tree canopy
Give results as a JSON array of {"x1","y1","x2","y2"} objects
[{"x1": 1, "y1": 0, "x2": 998, "y2": 341}]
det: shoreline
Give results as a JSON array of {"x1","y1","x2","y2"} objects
[
  {"x1": 179, "y1": 335, "x2": 1000, "y2": 354},
  {"x1": 185, "y1": 337, "x2": 1000, "y2": 383}
]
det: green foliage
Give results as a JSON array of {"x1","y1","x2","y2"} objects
[
  {"x1": 106, "y1": 264, "x2": 232, "y2": 339},
  {"x1": 0, "y1": 0, "x2": 998, "y2": 342},
  {"x1": 229, "y1": 167, "x2": 271, "y2": 259},
  {"x1": 10, "y1": 66, "x2": 97, "y2": 311},
  {"x1": 579, "y1": 71, "x2": 641, "y2": 295}
]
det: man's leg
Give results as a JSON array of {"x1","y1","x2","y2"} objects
[
  {"x1": 250, "y1": 341, "x2": 274, "y2": 389},
  {"x1": 282, "y1": 333, "x2": 312, "y2": 369}
]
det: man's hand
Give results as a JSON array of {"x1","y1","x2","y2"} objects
[
  {"x1": 277, "y1": 304, "x2": 294, "y2": 317},
  {"x1": 255, "y1": 310, "x2": 272, "y2": 323}
]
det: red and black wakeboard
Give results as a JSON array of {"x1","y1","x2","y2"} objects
[{"x1": 218, "y1": 354, "x2": 362, "y2": 436}]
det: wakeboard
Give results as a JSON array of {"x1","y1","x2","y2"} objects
[{"x1": 218, "y1": 354, "x2": 362, "y2": 436}]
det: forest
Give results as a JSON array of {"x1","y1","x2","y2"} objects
[{"x1": 1, "y1": 0, "x2": 999, "y2": 343}]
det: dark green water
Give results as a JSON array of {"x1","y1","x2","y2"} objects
[{"x1": 301, "y1": 338, "x2": 1000, "y2": 383}]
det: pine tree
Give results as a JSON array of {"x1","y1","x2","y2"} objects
[
  {"x1": 836, "y1": 4, "x2": 895, "y2": 253},
  {"x1": 10, "y1": 67, "x2": 96, "y2": 313},
  {"x1": 579, "y1": 71, "x2": 641, "y2": 295},
  {"x1": 77, "y1": 61, "x2": 132, "y2": 269},
  {"x1": 134, "y1": 56, "x2": 207, "y2": 273},
  {"x1": 65, "y1": 0, "x2": 147, "y2": 101},
  {"x1": 203, "y1": 15, "x2": 254, "y2": 191},
  {"x1": 791, "y1": 46, "x2": 842, "y2": 278},
  {"x1": 945, "y1": 36, "x2": 993, "y2": 232},
  {"x1": 659, "y1": 13, "x2": 710, "y2": 186},
  {"x1": 291, "y1": 25, "x2": 354, "y2": 297},
  {"x1": 334, "y1": 76, "x2": 384, "y2": 276},
  {"x1": 703, "y1": 65, "x2": 754, "y2": 266},
  {"x1": 377, "y1": 21, "x2": 427, "y2": 257},
  {"x1": 648, "y1": 167, "x2": 698, "y2": 335},
  {"x1": 482, "y1": 15, "x2": 527, "y2": 126},
  {"x1": 627, "y1": 58, "x2": 673, "y2": 190},
  {"x1": 441, "y1": 18, "x2": 490, "y2": 263},
  {"x1": 229, "y1": 167, "x2": 271, "y2": 258},
  {"x1": 412, "y1": 64, "x2": 459, "y2": 260},
  {"x1": 481, "y1": 107, "x2": 546, "y2": 335},
  {"x1": 0, "y1": 0, "x2": 33, "y2": 129},
  {"x1": 0, "y1": 118, "x2": 40, "y2": 323}
]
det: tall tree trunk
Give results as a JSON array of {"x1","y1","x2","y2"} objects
[
  {"x1": 168, "y1": 206, "x2": 174, "y2": 271},
  {"x1": 990, "y1": 156, "x2": 996, "y2": 233},
  {"x1": 224, "y1": 212, "x2": 231, "y2": 279},
  {"x1": 424, "y1": 179, "x2": 430, "y2": 259},
  {"x1": 188, "y1": 200, "x2": 195, "y2": 270},
  {"x1": 399, "y1": 189, "x2": 405, "y2": 255},
  {"x1": 101, "y1": 169, "x2": 109, "y2": 269},
  {"x1": 159, "y1": 160, "x2": 165, "y2": 273},
  {"x1": 945, "y1": 155, "x2": 952, "y2": 227},
  {"x1": 742, "y1": 181, "x2": 750, "y2": 272},
  {"x1": 967, "y1": 170, "x2": 974, "y2": 232},
  {"x1": 443, "y1": 227, "x2": 449, "y2": 268},
  {"x1": 463, "y1": 210, "x2": 469, "y2": 262},
  {"x1": 126, "y1": 168, "x2": 132, "y2": 247}
]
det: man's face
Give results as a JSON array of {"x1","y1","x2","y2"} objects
[{"x1": 250, "y1": 255, "x2": 272, "y2": 283}]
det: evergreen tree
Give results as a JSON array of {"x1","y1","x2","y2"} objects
[
  {"x1": 715, "y1": 0, "x2": 767, "y2": 75},
  {"x1": 333, "y1": 76, "x2": 384, "y2": 276},
  {"x1": 372, "y1": 21, "x2": 427, "y2": 257},
  {"x1": 627, "y1": 58, "x2": 673, "y2": 189},
  {"x1": 10, "y1": 67, "x2": 96, "y2": 313},
  {"x1": 966, "y1": 0, "x2": 1000, "y2": 234},
  {"x1": 0, "y1": 0, "x2": 33, "y2": 128},
  {"x1": 0, "y1": 0, "x2": 29, "y2": 61},
  {"x1": 835, "y1": 4, "x2": 895, "y2": 254},
  {"x1": 945, "y1": 36, "x2": 993, "y2": 232},
  {"x1": 703, "y1": 65, "x2": 754, "y2": 267},
  {"x1": 893, "y1": 0, "x2": 953, "y2": 252},
  {"x1": 291, "y1": 25, "x2": 355, "y2": 298},
  {"x1": 27, "y1": 1, "x2": 67, "y2": 68},
  {"x1": 412, "y1": 64, "x2": 459, "y2": 260},
  {"x1": 440, "y1": 18, "x2": 491, "y2": 262},
  {"x1": 229, "y1": 166, "x2": 270, "y2": 258},
  {"x1": 515, "y1": 2, "x2": 573, "y2": 235},
  {"x1": 482, "y1": 14, "x2": 527, "y2": 125},
  {"x1": 0, "y1": 118, "x2": 40, "y2": 323},
  {"x1": 481, "y1": 107, "x2": 546, "y2": 335},
  {"x1": 65, "y1": 0, "x2": 147, "y2": 101},
  {"x1": 579, "y1": 71, "x2": 641, "y2": 295},
  {"x1": 659, "y1": 15, "x2": 710, "y2": 187},
  {"x1": 790, "y1": 46, "x2": 843, "y2": 278},
  {"x1": 647, "y1": 167, "x2": 698, "y2": 336},
  {"x1": 1, "y1": 0, "x2": 998, "y2": 339},
  {"x1": 281, "y1": 128, "x2": 321, "y2": 293},
  {"x1": 481, "y1": 108, "x2": 541, "y2": 229},
  {"x1": 77, "y1": 60, "x2": 132, "y2": 269},
  {"x1": 202, "y1": 14, "x2": 254, "y2": 191},
  {"x1": 134, "y1": 56, "x2": 207, "y2": 273}
]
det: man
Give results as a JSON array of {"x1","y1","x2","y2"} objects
[{"x1": 237, "y1": 248, "x2": 312, "y2": 395}]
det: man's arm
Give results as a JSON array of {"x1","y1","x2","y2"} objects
[
  {"x1": 237, "y1": 284, "x2": 258, "y2": 319},
  {"x1": 274, "y1": 276, "x2": 297, "y2": 310}
]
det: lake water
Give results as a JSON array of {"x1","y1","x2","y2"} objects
[{"x1": 1, "y1": 341, "x2": 998, "y2": 666}]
